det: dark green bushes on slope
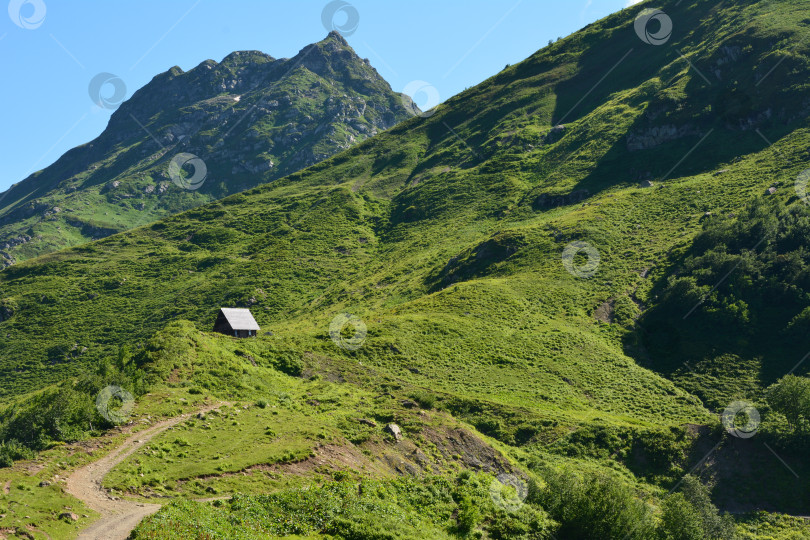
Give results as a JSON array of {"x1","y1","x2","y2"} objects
[
  {"x1": 534, "y1": 467, "x2": 656, "y2": 540},
  {"x1": 659, "y1": 476, "x2": 736, "y2": 540},
  {"x1": 531, "y1": 467, "x2": 736, "y2": 540},
  {"x1": 132, "y1": 473, "x2": 557, "y2": 539},
  {"x1": 766, "y1": 375, "x2": 810, "y2": 432},
  {"x1": 762, "y1": 374, "x2": 810, "y2": 450},
  {"x1": 635, "y1": 197, "x2": 810, "y2": 406},
  {"x1": 0, "y1": 345, "x2": 150, "y2": 466}
]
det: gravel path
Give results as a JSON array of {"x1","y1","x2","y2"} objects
[{"x1": 66, "y1": 403, "x2": 226, "y2": 540}]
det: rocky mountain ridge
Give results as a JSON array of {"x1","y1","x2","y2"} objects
[{"x1": 0, "y1": 31, "x2": 416, "y2": 267}]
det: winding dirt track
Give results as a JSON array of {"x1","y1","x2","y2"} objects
[{"x1": 66, "y1": 403, "x2": 226, "y2": 540}]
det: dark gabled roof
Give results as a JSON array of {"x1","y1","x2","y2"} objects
[{"x1": 218, "y1": 308, "x2": 260, "y2": 331}]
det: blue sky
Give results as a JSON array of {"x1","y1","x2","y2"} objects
[{"x1": 0, "y1": 0, "x2": 641, "y2": 192}]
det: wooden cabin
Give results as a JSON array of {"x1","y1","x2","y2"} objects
[{"x1": 213, "y1": 308, "x2": 260, "y2": 337}]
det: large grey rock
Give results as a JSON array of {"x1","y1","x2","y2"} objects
[{"x1": 386, "y1": 423, "x2": 403, "y2": 441}]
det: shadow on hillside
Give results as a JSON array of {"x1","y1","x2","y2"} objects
[
  {"x1": 621, "y1": 196, "x2": 810, "y2": 413},
  {"x1": 557, "y1": 64, "x2": 788, "y2": 198},
  {"x1": 543, "y1": 0, "x2": 807, "y2": 198}
]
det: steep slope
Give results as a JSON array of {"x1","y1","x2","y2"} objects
[
  {"x1": 635, "y1": 197, "x2": 810, "y2": 409},
  {"x1": 1, "y1": 0, "x2": 810, "y2": 535},
  {"x1": 0, "y1": 31, "x2": 415, "y2": 267}
]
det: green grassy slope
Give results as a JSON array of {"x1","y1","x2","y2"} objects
[{"x1": 2, "y1": 0, "x2": 810, "y2": 536}]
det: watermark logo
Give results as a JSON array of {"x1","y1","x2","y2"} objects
[
  {"x1": 88, "y1": 73, "x2": 127, "y2": 110},
  {"x1": 562, "y1": 241, "x2": 601, "y2": 278},
  {"x1": 329, "y1": 313, "x2": 367, "y2": 351},
  {"x1": 95, "y1": 385, "x2": 134, "y2": 424},
  {"x1": 321, "y1": 0, "x2": 359, "y2": 37},
  {"x1": 796, "y1": 169, "x2": 810, "y2": 205},
  {"x1": 721, "y1": 400, "x2": 760, "y2": 439},
  {"x1": 8, "y1": 0, "x2": 46, "y2": 29},
  {"x1": 168, "y1": 153, "x2": 207, "y2": 190},
  {"x1": 634, "y1": 8, "x2": 672, "y2": 46},
  {"x1": 401, "y1": 80, "x2": 440, "y2": 118},
  {"x1": 489, "y1": 473, "x2": 528, "y2": 513}
]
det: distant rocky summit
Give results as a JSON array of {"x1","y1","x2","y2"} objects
[{"x1": 0, "y1": 31, "x2": 416, "y2": 267}]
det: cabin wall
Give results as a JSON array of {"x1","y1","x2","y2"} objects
[{"x1": 213, "y1": 318, "x2": 233, "y2": 335}]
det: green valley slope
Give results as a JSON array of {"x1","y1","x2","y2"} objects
[{"x1": 1, "y1": 0, "x2": 810, "y2": 536}]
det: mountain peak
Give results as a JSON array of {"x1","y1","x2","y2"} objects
[
  {"x1": 323, "y1": 30, "x2": 349, "y2": 47},
  {"x1": 219, "y1": 50, "x2": 276, "y2": 67},
  {"x1": 289, "y1": 31, "x2": 377, "y2": 85}
]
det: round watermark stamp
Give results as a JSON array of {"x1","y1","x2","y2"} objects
[
  {"x1": 562, "y1": 241, "x2": 601, "y2": 278},
  {"x1": 8, "y1": 0, "x2": 46, "y2": 29},
  {"x1": 168, "y1": 152, "x2": 207, "y2": 190},
  {"x1": 795, "y1": 169, "x2": 810, "y2": 205},
  {"x1": 95, "y1": 385, "x2": 134, "y2": 424},
  {"x1": 634, "y1": 8, "x2": 672, "y2": 46},
  {"x1": 88, "y1": 72, "x2": 127, "y2": 110},
  {"x1": 721, "y1": 400, "x2": 760, "y2": 439},
  {"x1": 321, "y1": 0, "x2": 359, "y2": 37},
  {"x1": 329, "y1": 313, "x2": 367, "y2": 351},
  {"x1": 401, "y1": 80, "x2": 440, "y2": 118},
  {"x1": 489, "y1": 473, "x2": 528, "y2": 513}
]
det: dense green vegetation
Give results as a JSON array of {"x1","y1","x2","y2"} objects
[
  {"x1": 638, "y1": 197, "x2": 810, "y2": 408},
  {"x1": 767, "y1": 375, "x2": 810, "y2": 434},
  {"x1": 0, "y1": 345, "x2": 149, "y2": 464},
  {"x1": 133, "y1": 474, "x2": 555, "y2": 539},
  {"x1": 2, "y1": 0, "x2": 810, "y2": 537},
  {"x1": 131, "y1": 471, "x2": 739, "y2": 540}
]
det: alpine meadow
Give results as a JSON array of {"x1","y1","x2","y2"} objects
[{"x1": 1, "y1": 0, "x2": 810, "y2": 538}]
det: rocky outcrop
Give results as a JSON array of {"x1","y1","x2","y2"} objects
[
  {"x1": 385, "y1": 423, "x2": 403, "y2": 441},
  {"x1": 0, "y1": 201, "x2": 49, "y2": 226},
  {"x1": 710, "y1": 45, "x2": 744, "y2": 80},
  {"x1": 627, "y1": 124, "x2": 701, "y2": 151},
  {"x1": 0, "y1": 234, "x2": 31, "y2": 251},
  {"x1": 64, "y1": 218, "x2": 121, "y2": 239},
  {"x1": 533, "y1": 189, "x2": 590, "y2": 209},
  {"x1": 544, "y1": 124, "x2": 567, "y2": 144}
]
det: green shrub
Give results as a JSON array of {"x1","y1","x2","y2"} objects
[
  {"x1": 658, "y1": 476, "x2": 736, "y2": 540},
  {"x1": 538, "y1": 467, "x2": 655, "y2": 540},
  {"x1": 408, "y1": 390, "x2": 436, "y2": 409},
  {"x1": 766, "y1": 375, "x2": 810, "y2": 432},
  {"x1": 273, "y1": 353, "x2": 303, "y2": 376},
  {"x1": 0, "y1": 439, "x2": 34, "y2": 468},
  {"x1": 456, "y1": 494, "x2": 480, "y2": 534},
  {"x1": 659, "y1": 493, "x2": 706, "y2": 540}
]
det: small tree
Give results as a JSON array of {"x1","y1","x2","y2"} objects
[
  {"x1": 660, "y1": 493, "x2": 704, "y2": 540},
  {"x1": 766, "y1": 375, "x2": 810, "y2": 431},
  {"x1": 456, "y1": 494, "x2": 480, "y2": 534},
  {"x1": 658, "y1": 476, "x2": 735, "y2": 540}
]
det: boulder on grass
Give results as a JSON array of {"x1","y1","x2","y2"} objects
[{"x1": 385, "y1": 423, "x2": 402, "y2": 441}]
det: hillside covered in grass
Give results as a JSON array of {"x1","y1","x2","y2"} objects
[{"x1": 2, "y1": 0, "x2": 810, "y2": 537}]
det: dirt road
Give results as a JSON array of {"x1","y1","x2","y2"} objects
[{"x1": 66, "y1": 403, "x2": 226, "y2": 540}]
